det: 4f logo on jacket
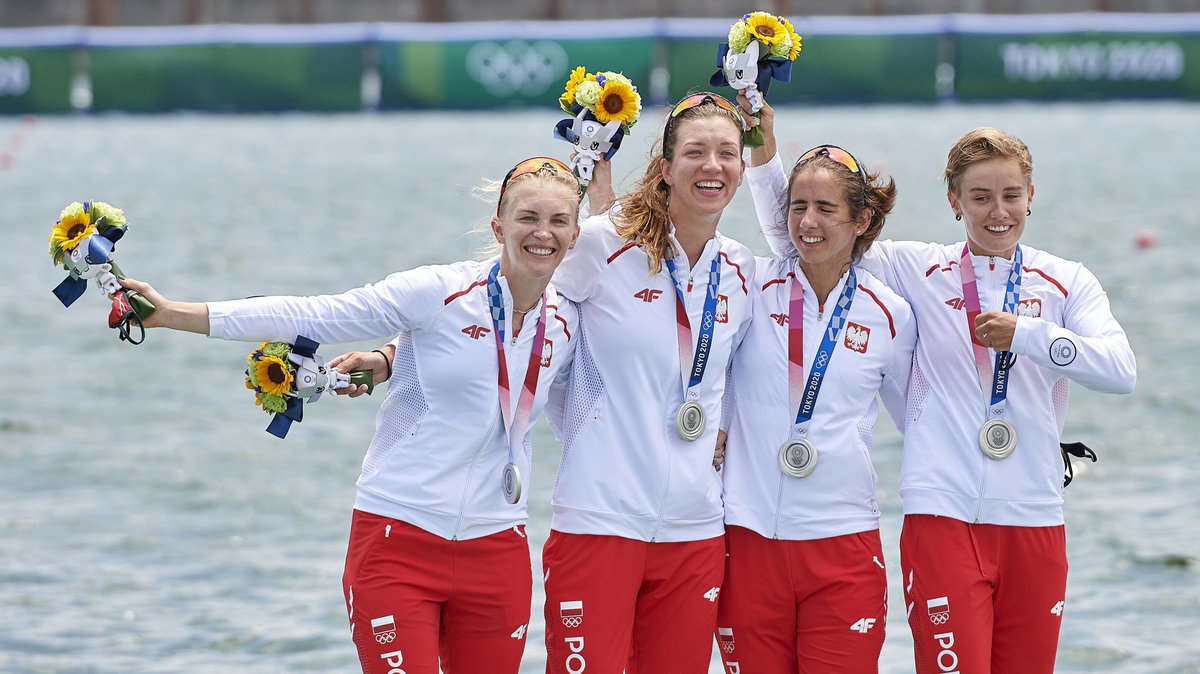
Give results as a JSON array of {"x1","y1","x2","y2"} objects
[
  {"x1": 462, "y1": 325, "x2": 491, "y2": 339},
  {"x1": 844, "y1": 322, "x2": 870, "y2": 353},
  {"x1": 770, "y1": 313, "x2": 788, "y2": 326},
  {"x1": 634, "y1": 288, "x2": 663, "y2": 303},
  {"x1": 945, "y1": 297, "x2": 966, "y2": 311}
]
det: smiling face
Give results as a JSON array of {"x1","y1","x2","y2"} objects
[
  {"x1": 948, "y1": 157, "x2": 1034, "y2": 259},
  {"x1": 788, "y1": 166, "x2": 868, "y2": 281},
  {"x1": 491, "y1": 178, "x2": 580, "y2": 284},
  {"x1": 660, "y1": 115, "x2": 744, "y2": 225}
]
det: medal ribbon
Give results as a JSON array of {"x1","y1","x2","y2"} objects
[
  {"x1": 787, "y1": 266, "x2": 858, "y2": 437},
  {"x1": 958, "y1": 244, "x2": 1023, "y2": 417},
  {"x1": 663, "y1": 254, "x2": 722, "y2": 400},
  {"x1": 487, "y1": 263, "x2": 548, "y2": 465}
]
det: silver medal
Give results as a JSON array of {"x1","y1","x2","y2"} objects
[
  {"x1": 502, "y1": 462, "x2": 522, "y2": 504},
  {"x1": 978, "y1": 418, "x2": 1017, "y2": 460},
  {"x1": 778, "y1": 438, "x2": 819, "y2": 478},
  {"x1": 674, "y1": 400, "x2": 706, "y2": 442}
]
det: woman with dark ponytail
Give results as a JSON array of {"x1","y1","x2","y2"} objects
[{"x1": 715, "y1": 132, "x2": 916, "y2": 672}]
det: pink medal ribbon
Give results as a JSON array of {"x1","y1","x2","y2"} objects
[
  {"x1": 959, "y1": 244, "x2": 995, "y2": 391},
  {"x1": 958, "y1": 243, "x2": 1024, "y2": 459},
  {"x1": 487, "y1": 264, "x2": 549, "y2": 501}
]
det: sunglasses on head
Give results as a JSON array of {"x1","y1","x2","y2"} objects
[
  {"x1": 663, "y1": 92, "x2": 742, "y2": 154},
  {"x1": 498, "y1": 157, "x2": 580, "y2": 213},
  {"x1": 795, "y1": 145, "x2": 868, "y2": 184},
  {"x1": 669, "y1": 91, "x2": 740, "y2": 119}
]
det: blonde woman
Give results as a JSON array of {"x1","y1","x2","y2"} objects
[{"x1": 121, "y1": 158, "x2": 583, "y2": 674}]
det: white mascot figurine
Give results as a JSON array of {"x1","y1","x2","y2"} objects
[
  {"x1": 568, "y1": 108, "x2": 622, "y2": 184},
  {"x1": 723, "y1": 39, "x2": 763, "y2": 113}
]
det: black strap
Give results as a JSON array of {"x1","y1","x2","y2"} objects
[
  {"x1": 1061, "y1": 441, "x2": 1098, "y2": 488},
  {"x1": 113, "y1": 291, "x2": 146, "y2": 345}
]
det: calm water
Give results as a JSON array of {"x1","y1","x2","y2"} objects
[{"x1": 2, "y1": 102, "x2": 1198, "y2": 673}]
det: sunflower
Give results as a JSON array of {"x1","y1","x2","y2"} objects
[
  {"x1": 744, "y1": 11, "x2": 787, "y2": 47},
  {"x1": 252, "y1": 355, "x2": 293, "y2": 397},
  {"x1": 593, "y1": 78, "x2": 640, "y2": 127},
  {"x1": 48, "y1": 208, "x2": 96, "y2": 261},
  {"x1": 781, "y1": 17, "x2": 803, "y2": 60},
  {"x1": 559, "y1": 66, "x2": 598, "y2": 113}
]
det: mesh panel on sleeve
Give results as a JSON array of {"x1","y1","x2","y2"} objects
[
  {"x1": 857, "y1": 415, "x2": 875, "y2": 450},
  {"x1": 361, "y1": 332, "x2": 427, "y2": 478},
  {"x1": 906, "y1": 356, "x2": 931, "y2": 427},
  {"x1": 553, "y1": 318, "x2": 604, "y2": 489},
  {"x1": 721, "y1": 365, "x2": 736, "y2": 430}
]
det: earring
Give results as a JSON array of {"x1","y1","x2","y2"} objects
[
  {"x1": 1026, "y1": 208, "x2": 1032, "y2": 216},
  {"x1": 955, "y1": 214, "x2": 962, "y2": 221}
]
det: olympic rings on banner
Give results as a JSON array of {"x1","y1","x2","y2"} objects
[{"x1": 466, "y1": 40, "x2": 568, "y2": 97}]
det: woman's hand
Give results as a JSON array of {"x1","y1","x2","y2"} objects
[
  {"x1": 737, "y1": 90, "x2": 776, "y2": 167},
  {"x1": 713, "y1": 429, "x2": 728, "y2": 472},
  {"x1": 974, "y1": 311, "x2": 1018, "y2": 352},
  {"x1": 330, "y1": 345, "x2": 394, "y2": 398},
  {"x1": 118, "y1": 278, "x2": 209, "y2": 334},
  {"x1": 585, "y1": 157, "x2": 616, "y2": 215}
]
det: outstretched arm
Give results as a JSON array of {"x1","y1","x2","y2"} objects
[{"x1": 119, "y1": 278, "x2": 210, "y2": 334}]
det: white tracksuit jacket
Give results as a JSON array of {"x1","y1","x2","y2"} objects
[
  {"x1": 748, "y1": 155, "x2": 1136, "y2": 526},
  {"x1": 207, "y1": 258, "x2": 578, "y2": 540},
  {"x1": 722, "y1": 257, "x2": 916, "y2": 540},
  {"x1": 547, "y1": 213, "x2": 755, "y2": 542}
]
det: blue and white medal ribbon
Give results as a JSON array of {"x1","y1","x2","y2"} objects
[
  {"x1": 779, "y1": 266, "x2": 858, "y2": 478},
  {"x1": 664, "y1": 254, "x2": 722, "y2": 441},
  {"x1": 487, "y1": 263, "x2": 548, "y2": 503}
]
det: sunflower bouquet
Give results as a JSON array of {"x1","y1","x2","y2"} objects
[
  {"x1": 709, "y1": 11, "x2": 803, "y2": 147},
  {"x1": 553, "y1": 66, "x2": 642, "y2": 185},
  {"x1": 245, "y1": 336, "x2": 375, "y2": 438},
  {"x1": 48, "y1": 200, "x2": 156, "y2": 343}
]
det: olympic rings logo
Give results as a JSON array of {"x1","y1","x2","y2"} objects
[
  {"x1": 466, "y1": 40, "x2": 568, "y2": 97},
  {"x1": 375, "y1": 630, "x2": 396, "y2": 644}
]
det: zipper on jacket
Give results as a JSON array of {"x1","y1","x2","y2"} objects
[
  {"x1": 451, "y1": 401, "x2": 502, "y2": 540},
  {"x1": 973, "y1": 452, "x2": 989, "y2": 524},
  {"x1": 650, "y1": 441, "x2": 670, "y2": 543},
  {"x1": 772, "y1": 472, "x2": 786, "y2": 539}
]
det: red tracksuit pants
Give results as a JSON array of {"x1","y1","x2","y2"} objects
[
  {"x1": 342, "y1": 511, "x2": 533, "y2": 674},
  {"x1": 900, "y1": 514, "x2": 1068, "y2": 674},
  {"x1": 542, "y1": 530, "x2": 725, "y2": 674},
  {"x1": 715, "y1": 525, "x2": 889, "y2": 673}
]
